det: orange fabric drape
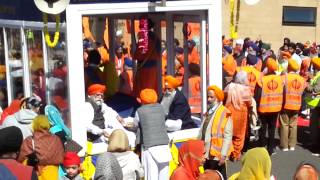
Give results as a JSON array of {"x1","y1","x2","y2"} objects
[
  {"x1": 133, "y1": 32, "x2": 161, "y2": 96},
  {"x1": 82, "y1": 17, "x2": 96, "y2": 42},
  {"x1": 188, "y1": 48, "x2": 200, "y2": 64},
  {"x1": 188, "y1": 76, "x2": 201, "y2": 114}
]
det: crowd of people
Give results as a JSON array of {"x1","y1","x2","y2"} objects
[{"x1": 0, "y1": 18, "x2": 320, "y2": 179}]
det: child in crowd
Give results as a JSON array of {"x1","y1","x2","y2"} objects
[{"x1": 61, "y1": 152, "x2": 83, "y2": 180}]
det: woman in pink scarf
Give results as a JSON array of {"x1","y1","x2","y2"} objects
[{"x1": 224, "y1": 71, "x2": 252, "y2": 161}]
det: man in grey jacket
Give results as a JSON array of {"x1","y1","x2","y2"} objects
[{"x1": 1, "y1": 97, "x2": 41, "y2": 139}]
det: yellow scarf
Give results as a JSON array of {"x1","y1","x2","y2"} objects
[{"x1": 229, "y1": 147, "x2": 271, "y2": 180}]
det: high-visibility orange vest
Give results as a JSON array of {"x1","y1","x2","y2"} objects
[
  {"x1": 188, "y1": 76, "x2": 201, "y2": 114},
  {"x1": 115, "y1": 55, "x2": 125, "y2": 76},
  {"x1": 209, "y1": 105, "x2": 233, "y2": 158},
  {"x1": 258, "y1": 75, "x2": 284, "y2": 113},
  {"x1": 237, "y1": 66, "x2": 260, "y2": 95},
  {"x1": 283, "y1": 73, "x2": 306, "y2": 111}
]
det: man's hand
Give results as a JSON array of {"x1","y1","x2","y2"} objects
[
  {"x1": 218, "y1": 156, "x2": 226, "y2": 166},
  {"x1": 125, "y1": 122, "x2": 135, "y2": 128},
  {"x1": 117, "y1": 116, "x2": 126, "y2": 126},
  {"x1": 102, "y1": 131, "x2": 109, "y2": 138}
]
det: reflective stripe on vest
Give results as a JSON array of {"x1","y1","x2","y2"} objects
[
  {"x1": 209, "y1": 105, "x2": 233, "y2": 157},
  {"x1": 284, "y1": 74, "x2": 305, "y2": 110},
  {"x1": 259, "y1": 75, "x2": 283, "y2": 113}
]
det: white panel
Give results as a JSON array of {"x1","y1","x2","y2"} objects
[
  {"x1": 208, "y1": 1, "x2": 222, "y2": 88},
  {"x1": 3, "y1": 28, "x2": 12, "y2": 104},
  {"x1": 65, "y1": 6, "x2": 87, "y2": 154},
  {"x1": 42, "y1": 31, "x2": 50, "y2": 103},
  {"x1": 21, "y1": 27, "x2": 31, "y2": 97},
  {"x1": 200, "y1": 16, "x2": 207, "y2": 115}
]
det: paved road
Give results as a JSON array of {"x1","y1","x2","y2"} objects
[{"x1": 226, "y1": 126, "x2": 320, "y2": 180}]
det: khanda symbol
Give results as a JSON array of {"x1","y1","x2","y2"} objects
[
  {"x1": 290, "y1": 79, "x2": 302, "y2": 90},
  {"x1": 267, "y1": 79, "x2": 278, "y2": 91}
]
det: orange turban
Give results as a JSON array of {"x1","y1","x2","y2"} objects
[
  {"x1": 88, "y1": 84, "x2": 106, "y2": 95},
  {"x1": 288, "y1": 59, "x2": 299, "y2": 72},
  {"x1": 281, "y1": 51, "x2": 291, "y2": 59},
  {"x1": 222, "y1": 55, "x2": 236, "y2": 76},
  {"x1": 312, "y1": 57, "x2": 320, "y2": 69},
  {"x1": 0, "y1": 65, "x2": 5, "y2": 73},
  {"x1": 223, "y1": 39, "x2": 231, "y2": 46},
  {"x1": 266, "y1": 58, "x2": 278, "y2": 72},
  {"x1": 164, "y1": 75, "x2": 180, "y2": 89},
  {"x1": 140, "y1": 89, "x2": 158, "y2": 104},
  {"x1": 207, "y1": 85, "x2": 224, "y2": 102}
]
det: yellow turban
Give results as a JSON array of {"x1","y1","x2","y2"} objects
[
  {"x1": 312, "y1": 57, "x2": 320, "y2": 69},
  {"x1": 164, "y1": 75, "x2": 180, "y2": 89},
  {"x1": 32, "y1": 115, "x2": 51, "y2": 132},
  {"x1": 266, "y1": 58, "x2": 278, "y2": 72},
  {"x1": 140, "y1": 89, "x2": 158, "y2": 104},
  {"x1": 288, "y1": 59, "x2": 299, "y2": 72},
  {"x1": 207, "y1": 85, "x2": 224, "y2": 102}
]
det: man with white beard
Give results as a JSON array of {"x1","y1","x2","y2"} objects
[
  {"x1": 83, "y1": 84, "x2": 135, "y2": 146},
  {"x1": 160, "y1": 75, "x2": 197, "y2": 132}
]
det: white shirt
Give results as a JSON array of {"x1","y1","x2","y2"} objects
[{"x1": 83, "y1": 102, "x2": 121, "y2": 135}]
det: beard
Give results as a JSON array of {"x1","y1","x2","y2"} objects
[
  {"x1": 207, "y1": 100, "x2": 218, "y2": 109},
  {"x1": 95, "y1": 99, "x2": 103, "y2": 106}
]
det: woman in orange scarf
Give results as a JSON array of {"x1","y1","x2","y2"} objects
[{"x1": 170, "y1": 140, "x2": 205, "y2": 180}]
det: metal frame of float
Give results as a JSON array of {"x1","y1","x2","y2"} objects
[
  {"x1": 66, "y1": 0, "x2": 222, "y2": 153},
  {"x1": 0, "y1": 18, "x2": 65, "y2": 104}
]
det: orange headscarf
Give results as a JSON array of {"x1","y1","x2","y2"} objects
[
  {"x1": 266, "y1": 58, "x2": 277, "y2": 72},
  {"x1": 207, "y1": 85, "x2": 224, "y2": 102},
  {"x1": 171, "y1": 140, "x2": 205, "y2": 180},
  {"x1": 140, "y1": 88, "x2": 158, "y2": 104},
  {"x1": 165, "y1": 75, "x2": 180, "y2": 89},
  {"x1": 88, "y1": 84, "x2": 106, "y2": 95},
  {"x1": 312, "y1": 57, "x2": 320, "y2": 69}
]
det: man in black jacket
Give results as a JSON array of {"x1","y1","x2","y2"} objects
[{"x1": 160, "y1": 75, "x2": 197, "y2": 131}]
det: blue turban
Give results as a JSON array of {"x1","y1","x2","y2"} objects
[
  {"x1": 247, "y1": 54, "x2": 258, "y2": 65},
  {"x1": 223, "y1": 45, "x2": 233, "y2": 54},
  {"x1": 124, "y1": 58, "x2": 133, "y2": 68}
]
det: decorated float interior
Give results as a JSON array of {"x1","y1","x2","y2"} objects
[{"x1": 0, "y1": 0, "x2": 222, "y2": 152}]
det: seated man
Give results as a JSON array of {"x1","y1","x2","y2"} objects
[
  {"x1": 160, "y1": 75, "x2": 197, "y2": 132},
  {"x1": 83, "y1": 84, "x2": 135, "y2": 146}
]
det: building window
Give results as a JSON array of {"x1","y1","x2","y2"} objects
[{"x1": 282, "y1": 6, "x2": 316, "y2": 26}]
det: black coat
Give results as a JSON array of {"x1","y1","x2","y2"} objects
[{"x1": 161, "y1": 90, "x2": 197, "y2": 130}]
